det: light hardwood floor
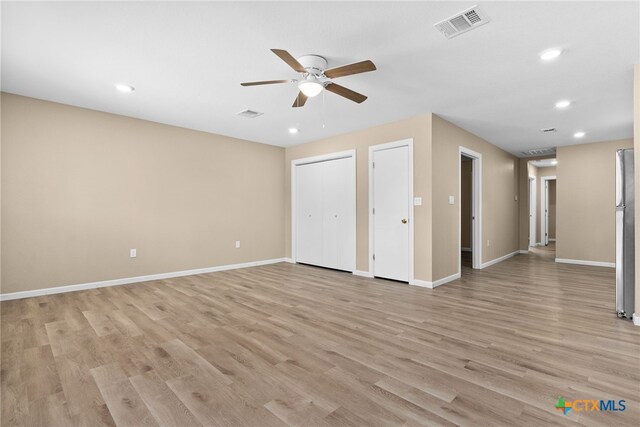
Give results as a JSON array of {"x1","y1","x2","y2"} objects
[{"x1": 2, "y1": 245, "x2": 639, "y2": 426}]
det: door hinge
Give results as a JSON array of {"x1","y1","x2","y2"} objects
[
  {"x1": 373, "y1": 254, "x2": 375, "y2": 260},
  {"x1": 373, "y1": 208, "x2": 375, "y2": 215},
  {"x1": 373, "y1": 162, "x2": 375, "y2": 168}
]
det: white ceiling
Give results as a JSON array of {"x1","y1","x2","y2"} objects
[{"x1": 2, "y1": 1, "x2": 638, "y2": 156}]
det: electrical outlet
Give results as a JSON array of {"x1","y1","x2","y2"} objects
[
  {"x1": 448, "y1": 195, "x2": 455, "y2": 205},
  {"x1": 130, "y1": 249, "x2": 137, "y2": 258},
  {"x1": 235, "y1": 241, "x2": 241, "y2": 249},
  {"x1": 515, "y1": 195, "x2": 518, "y2": 201}
]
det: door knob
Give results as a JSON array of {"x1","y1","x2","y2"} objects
[{"x1": 401, "y1": 219, "x2": 408, "y2": 224}]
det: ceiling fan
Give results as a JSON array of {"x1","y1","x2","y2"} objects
[{"x1": 241, "y1": 49, "x2": 376, "y2": 108}]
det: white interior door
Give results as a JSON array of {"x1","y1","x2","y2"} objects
[
  {"x1": 295, "y1": 155, "x2": 355, "y2": 271},
  {"x1": 322, "y1": 157, "x2": 355, "y2": 270},
  {"x1": 296, "y1": 161, "x2": 324, "y2": 266},
  {"x1": 529, "y1": 177, "x2": 536, "y2": 247},
  {"x1": 373, "y1": 146, "x2": 410, "y2": 281}
]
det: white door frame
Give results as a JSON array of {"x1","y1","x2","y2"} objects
[
  {"x1": 368, "y1": 139, "x2": 414, "y2": 283},
  {"x1": 291, "y1": 149, "x2": 356, "y2": 265},
  {"x1": 529, "y1": 176, "x2": 537, "y2": 247},
  {"x1": 459, "y1": 147, "x2": 482, "y2": 271},
  {"x1": 540, "y1": 175, "x2": 556, "y2": 246}
]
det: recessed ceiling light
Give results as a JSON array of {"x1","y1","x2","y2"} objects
[
  {"x1": 115, "y1": 83, "x2": 135, "y2": 93},
  {"x1": 573, "y1": 131, "x2": 586, "y2": 138},
  {"x1": 288, "y1": 128, "x2": 299, "y2": 134},
  {"x1": 540, "y1": 48, "x2": 562, "y2": 61},
  {"x1": 555, "y1": 100, "x2": 571, "y2": 109}
]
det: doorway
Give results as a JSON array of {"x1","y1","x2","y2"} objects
[
  {"x1": 529, "y1": 177, "x2": 537, "y2": 247},
  {"x1": 459, "y1": 147, "x2": 482, "y2": 272},
  {"x1": 369, "y1": 139, "x2": 413, "y2": 282},
  {"x1": 540, "y1": 176, "x2": 557, "y2": 246}
]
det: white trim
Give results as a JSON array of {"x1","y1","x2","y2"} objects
[
  {"x1": 353, "y1": 270, "x2": 374, "y2": 278},
  {"x1": 368, "y1": 138, "x2": 414, "y2": 283},
  {"x1": 633, "y1": 313, "x2": 640, "y2": 326},
  {"x1": 549, "y1": 238, "x2": 556, "y2": 242},
  {"x1": 540, "y1": 175, "x2": 556, "y2": 246},
  {"x1": 0, "y1": 258, "x2": 287, "y2": 301},
  {"x1": 480, "y1": 250, "x2": 519, "y2": 269},
  {"x1": 555, "y1": 258, "x2": 615, "y2": 268},
  {"x1": 519, "y1": 249, "x2": 529, "y2": 254},
  {"x1": 284, "y1": 258, "x2": 295, "y2": 264},
  {"x1": 290, "y1": 149, "x2": 356, "y2": 271},
  {"x1": 432, "y1": 272, "x2": 461, "y2": 288},
  {"x1": 410, "y1": 272, "x2": 461, "y2": 289},
  {"x1": 461, "y1": 247, "x2": 472, "y2": 252},
  {"x1": 459, "y1": 147, "x2": 482, "y2": 274},
  {"x1": 409, "y1": 278, "x2": 433, "y2": 288}
]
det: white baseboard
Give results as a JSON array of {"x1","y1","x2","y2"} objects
[
  {"x1": 0, "y1": 258, "x2": 287, "y2": 301},
  {"x1": 555, "y1": 258, "x2": 615, "y2": 268},
  {"x1": 633, "y1": 313, "x2": 640, "y2": 327},
  {"x1": 432, "y1": 272, "x2": 461, "y2": 288},
  {"x1": 519, "y1": 249, "x2": 529, "y2": 254},
  {"x1": 549, "y1": 238, "x2": 556, "y2": 242},
  {"x1": 480, "y1": 251, "x2": 519, "y2": 269},
  {"x1": 353, "y1": 270, "x2": 374, "y2": 278},
  {"x1": 410, "y1": 272, "x2": 460, "y2": 289},
  {"x1": 461, "y1": 247, "x2": 472, "y2": 253},
  {"x1": 284, "y1": 258, "x2": 295, "y2": 264},
  {"x1": 409, "y1": 278, "x2": 432, "y2": 288}
]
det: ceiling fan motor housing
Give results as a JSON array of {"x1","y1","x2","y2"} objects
[{"x1": 297, "y1": 55, "x2": 328, "y2": 76}]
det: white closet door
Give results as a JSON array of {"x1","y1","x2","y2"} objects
[
  {"x1": 322, "y1": 157, "x2": 355, "y2": 271},
  {"x1": 295, "y1": 155, "x2": 355, "y2": 272},
  {"x1": 296, "y1": 161, "x2": 324, "y2": 266}
]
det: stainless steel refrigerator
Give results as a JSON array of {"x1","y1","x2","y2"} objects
[{"x1": 615, "y1": 149, "x2": 635, "y2": 319}]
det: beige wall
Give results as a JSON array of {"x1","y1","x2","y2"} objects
[
  {"x1": 460, "y1": 159, "x2": 472, "y2": 249},
  {"x1": 284, "y1": 115, "x2": 433, "y2": 281},
  {"x1": 431, "y1": 115, "x2": 519, "y2": 280},
  {"x1": 1, "y1": 93, "x2": 285, "y2": 294},
  {"x1": 556, "y1": 138, "x2": 633, "y2": 264},
  {"x1": 548, "y1": 180, "x2": 556, "y2": 239}
]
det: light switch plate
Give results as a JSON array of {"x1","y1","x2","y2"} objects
[
  {"x1": 130, "y1": 249, "x2": 137, "y2": 258},
  {"x1": 235, "y1": 241, "x2": 241, "y2": 249},
  {"x1": 414, "y1": 197, "x2": 422, "y2": 206},
  {"x1": 448, "y1": 196, "x2": 455, "y2": 205}
]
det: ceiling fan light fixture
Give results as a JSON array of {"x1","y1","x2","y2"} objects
[{"x1": 298, "y1": 76, "x2": 323, "y2": 97}]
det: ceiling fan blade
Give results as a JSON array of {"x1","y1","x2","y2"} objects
[
  {"x1": 240, "y1": 79, "x2": 290, "y2": 86},
  {"x1": 292, "y1": 91, "x2": 308, "y2": 108},
  {"x1": 271, "y1": 49, "x2": 306, "y2": 73},
  {"x1": 324, "y1": 60, "x2": 376, "y2": 79},
  {"x1": 325, "y1": 83, "x2": 368, "y2": 104}
]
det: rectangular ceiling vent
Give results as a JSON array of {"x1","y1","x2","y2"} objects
[
  {"x1": 539, "y1": 127, "x2": 557, "y2": 133},
  {"x1": 434, "y1": 5, "x2": 491, "y2": 39},
  {"x1": 237, "y1": 109, "x2": 263, "y2": 118},
  {"x1": 520, "y1": 147, "x2": 557, "y2": 157}
]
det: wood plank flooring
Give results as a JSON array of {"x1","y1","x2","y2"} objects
[{"x1": 2, "y1": 245, "x2": 639, "y2": 426}]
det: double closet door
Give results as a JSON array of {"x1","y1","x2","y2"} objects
[{"x1": 295, "y1": 156, "x2": 355, "y2": 272}]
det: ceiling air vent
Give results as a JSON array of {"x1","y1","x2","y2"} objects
[
  {"x1": 237, "y1": 109, "x2": 263, "y2": 118},
  {"x1": 539, "y1": 127, "x2": 557, "y2": 133},
  {"x1": 434, "y1": 5, "x2": 491, "y2": 39},
  {"x1": 520, "y1": 147, "x2": 557, "y2": 157}
]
